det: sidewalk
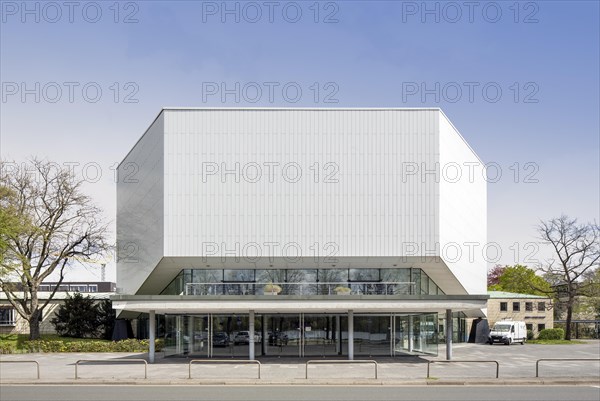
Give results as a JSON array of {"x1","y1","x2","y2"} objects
[{"x1": 1, "y1": 342, "x2": 599, "y2": 385}]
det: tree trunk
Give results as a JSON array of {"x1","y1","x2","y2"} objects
[
  {"x1": 564, "y1": 298, "x2": 573, "y2": 341},
  {"x1": 29, "y1": 309, "x2": 41, "y2": 340}
]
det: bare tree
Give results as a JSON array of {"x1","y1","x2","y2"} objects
[
  {"x1": 537, "y1": 215, "x2": 600, "y2": 340},
  {"x1": 0, "y1": 160, "x2": 110, "y2": 340}
]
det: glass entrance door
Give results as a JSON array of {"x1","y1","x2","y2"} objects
[
  {"x1": 259, "y1": 314, "x2": 345, "y2": 357},
  {"x1": 302, "y1": 314, "x2": 342, "y2": 357},
  {"x1": 394, "y1": 314, "x2": 438, "y2": 355},
  {"x1": 354, "y1": 315, "x2": 393, "y2": 357}
]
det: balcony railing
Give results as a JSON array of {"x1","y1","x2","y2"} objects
[{"x1": 184, "y1": 282, "x2": 417, "y2": 296}]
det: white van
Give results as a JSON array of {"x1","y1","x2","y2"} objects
[{"x1": 488, "y1": 320, "x2": 527, "y2": 345}]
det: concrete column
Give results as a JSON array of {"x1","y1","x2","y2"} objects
[
  {"x1": 408, "y1": 315, "x2": 414, "y2": 352},
  {"x1": 188, "y1": 316, "x2": 195, "y2": 354},
  {"x1": 148, "y1": 310, "x2": 156, "y2": 364},
  {"x1": 348, "y1": 310, "x2": 354, "y2": 360},
  {"x1": 176, "y1": 315, "x2": 182, "y2": 354},
  {"x1": 335, "y1": 315, "x2": 341, "y2": 354},
  {"x1": 249, "y1": 311, "x2": 255, "y2": 360},
  {"x1": 262, "y1": 315, "x2": 267, "y2": 356},
  {"x1": 445, "y1": 309, "x2": 453, "y2": 361}
]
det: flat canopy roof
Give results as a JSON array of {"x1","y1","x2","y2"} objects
[{"x1": 112, "y1": 294, "x2": 488, "y2": 316}]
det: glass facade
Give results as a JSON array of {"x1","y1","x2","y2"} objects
[
  {"x1": 160, "y1": 312, "x2": 439, "y2": 358},
  {"x1": 154, "y1": 267, "x2": 453, "y2": 358},
  {"x1": 161, "y1": 268, "x2": 444, "y2": 296}
]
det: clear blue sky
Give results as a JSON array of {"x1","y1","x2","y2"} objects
[{"x1": 1, "y1": 0, "x2": 598, "y2": 281}]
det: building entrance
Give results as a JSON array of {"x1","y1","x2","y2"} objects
[{"x1": 161, "y1": 312, "x2": 438, "y2": 358}]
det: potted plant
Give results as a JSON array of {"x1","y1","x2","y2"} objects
[
  {"x1": 334, "y1": 286, "x2": 351, "y2": 295},
  {"x1": 263, "y1": 283, "x2": 282, "y2": 295}
]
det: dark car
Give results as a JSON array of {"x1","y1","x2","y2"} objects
[
  {"x1": 212, "y1": 332, "x2": 230, "y2": 347},
  {"x1": 268, "y1": 331, "x2": 289, "y2": 346}
]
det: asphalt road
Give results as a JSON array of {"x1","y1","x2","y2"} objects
[{"x1": 1, "y1": 385, "x2": 599, "y2": 401}]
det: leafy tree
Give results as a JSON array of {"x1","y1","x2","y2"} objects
[
  {"x1": 487, "y1": 264, "x2": 505, "y2": 287},
  {"x1": 537, "y1": 215, "x2": 600, "y2": 340},
  {"x1": 51, "y1": 292, "x2": 99, "y2": 338},
  {"x1": 0, "y1": 160, "x2": 110, "y2": 340},
  {"x1": 575, "y1": 267, "x2": 600, "y2": 320},
  {"x1": 0, "y1": 186, "x2": 25, "y2": 265},
  {"x1": 97, "y1": 299, "x2": 116, "y2": 340},
  {"x1": 488, "y1": 264, "x2": 552, "y2": 296}
]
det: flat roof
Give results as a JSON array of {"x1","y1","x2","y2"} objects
[
  {"x1": 488, "y1": 291, "x2": 548, "y2": 299},
  {"x1": 111, "y1": 294, "x2": 488, "y2": 315},
  {"x1": 162, "y1": 107, "x2": 443, "y2": 111}
]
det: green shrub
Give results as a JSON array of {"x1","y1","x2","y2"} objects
[
  {"x1": 51, "y1": 293, "x2": 100, "y2": 338},
  {"x1": 0, "y1": 342, "x2": 15, "y2": 354},
  {"x1": 538, "y1": 328, "x2": 564, "y2": 340},
  {"x1": 22, "y1": 338, "x2": 164, "y2": 353},
  {"x1": 527, "y1": 329, "x2": 534, "y2": 340}
]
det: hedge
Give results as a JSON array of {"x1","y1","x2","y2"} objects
[
  {"x1": 537, "y1": 328, "x2": 564, "y2": 340},
  {"x1": 0, "y1": 338, "x2": 164, "y2": 354}
]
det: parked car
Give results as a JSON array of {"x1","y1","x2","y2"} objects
[
  {"x1": 268, "y1": 331, "x2": 289, "y2": 346},
  {"x1": 212, "y1": 332, "x2": 230, "y2": 347},
  {"x1": 233, "y1": 331, "x2": 261, "y2": 345}
]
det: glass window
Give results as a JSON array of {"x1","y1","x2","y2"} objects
[
  {"x1": 161, "y1": 271, "x2": 184, "y2": 295},
  {"x1": 526, "y1": 323, "x2": 533, "y2": 331},
  {"x1": 537, "y1": 302, "x2": 546, "y2": 311},
  {"x1": 513, "y1": 302, "x2": 520, "y2": 311},
  {"x1": 500, "y1": 302, "x2": 508, "y2": 311},
  {"x1": 380, "y1": 268, "x2": 409, "y2": 283},
  {"x1": 421, "y1": 274, "x2": 430, "y2": 294},
  {"x1": 525, "y1": 302, "x2": 533, "y2": 311},
  {"x1": 381, "y1": 269, "x2": 412, "y2": 295},
  {"x1": 88, "y1": 285, "x2": 98, "y2": 293},
  {"x1": 538, "y1": 323, "x2": 545, "y2": 332},
  {"x1": 318, "y1": 269, "x2": 347, "y2": 283},
  {"x1": 224, "y1": 269, "x2": 254, "y2": 282},
  {"x1": 0, "y1": 308, "x2": 16, "y2": 325},
  {"x1": 256, "y1": 269, "x2": 285, "y2": 283},
  {"x1": 287, "y1": 270, "x2": 316, "y2": 295},
  {"x1": 349, "y1": 269, "x2": 379, "y2": 282},
  {"x1": 287, "y1": 269, "x2": 314, "y2": 283},
  {"x1": 411, "y1": 269, "x2": 421, "y2": 295},
  {"x1": 192, "y1": 269, "x2": 223, "y2": 284},
  {"x1": 70, "y1": 285, "x2": 88, "y2": 292}
]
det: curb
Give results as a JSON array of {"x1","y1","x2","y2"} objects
[{"x1": 1, "y1": 378, "x2": 599, "y2": 386}]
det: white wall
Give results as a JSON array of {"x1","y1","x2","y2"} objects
[
  {"x1": 163, "y1": 109, "x2": 440, "y2": 259},
  {"x1": 438, "y1": 112, "x2": 487, "y2": 294},
  {"x1": 117, "y1": 108, "x2": 486, "y2": 296},
  {"x1": 117, "y1": 113, "x2": 164, "y2": 295}
]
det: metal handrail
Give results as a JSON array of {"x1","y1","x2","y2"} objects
[
  {"x1": 536, "y1": 358, "x2": 600, "y2": 377},
  {"x1": 75, "y1": 359, "x2": 148, "y2": 379},
  {"x1": 0, "y1": 360, "x2": 40, "y2": 379},
  {"x1": 188, "y1": 359, "x2": 262, "y2": 379},
  {"x1": 186, "y1": 281, "x2": 416, "y2": 296},
  {"x1": 427, "y1": 360, "x2": 499, "y2": 379},
  {"x1": 305, "y1": 360, "x2": 378, "y2": 379}
]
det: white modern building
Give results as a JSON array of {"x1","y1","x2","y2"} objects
[{"x1": 112, "y1": 108, "x2": 488, "y2": 362}]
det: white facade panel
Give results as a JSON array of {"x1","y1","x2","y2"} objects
[
  {"x1": 162, "y1": 109, "x2": 441, "y2": 259},
  {"x1": 117, "y1": 114, "x2": 165, "y2": 295},
  {"x1": 117, "y1": 108, "x2": 486, "y2": 297},
  {"x1": 438, "y1": 112, "x2": 487, "y2": 294}
]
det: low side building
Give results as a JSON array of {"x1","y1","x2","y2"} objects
[
  {"x1": 0, "y1": 282, "x2": 116, "y2": 336},
  {"x1": 487, "y1": 291, "x2": 553, "y2": 337}
]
